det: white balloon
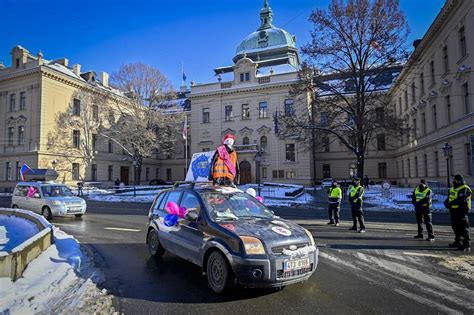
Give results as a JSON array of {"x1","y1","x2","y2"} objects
[{"x1": 246, "y1": 188, "x2": 257, "y2": 197}]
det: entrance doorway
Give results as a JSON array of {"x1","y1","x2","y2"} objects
[
  {"x1": 239, "y1": 161, "x2": 252, "y2": 184},
  {"x1": 120, "y1": 166, "x2": 130, "y2": 185}
]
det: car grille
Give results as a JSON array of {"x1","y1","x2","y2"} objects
[
  {"x1": 276, "y1": 264, "x2": 313, "y2": 280},
  {"x1": 271, "y1": 242, "x2": 309, "y2": 255}
]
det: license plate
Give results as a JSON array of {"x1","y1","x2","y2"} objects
[{"x1": 283, "y1": 257, "x2": 310, "y2": 272}]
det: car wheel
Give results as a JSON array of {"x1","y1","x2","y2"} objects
[
  {"x1": 42, "y1": 206, "x2": 53, "y2": 220},
  {"x1": 207, "y1": 250, "x2": 233, "y2": 294},
  {"x1": 75, "y1": 214, "x2": 83, "y2": 219},
  {"x1": 147, "y1": 229, "x2": 165, "y2": 258},
  {"x1": 11, "y1": 205, "x2": 18, "y2": 209}
]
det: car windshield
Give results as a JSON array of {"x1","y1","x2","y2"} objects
[
  {"x1": 41, "y1": 185, "x2": 73, "y2": 197},
  {"x1": 201, "y1": 191, "x2": 273, "y2": 221}
]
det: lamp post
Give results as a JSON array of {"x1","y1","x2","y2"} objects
[
  {"x1": 255, "y1": 146, "x2": 262, "y2": 196},
  {"x1": 442, "y1": 142, "x2": 452, "y2": 187}
]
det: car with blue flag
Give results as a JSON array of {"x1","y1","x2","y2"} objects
[{"x1": 146, "y1": 182, "x2": 319, "y2": 293}]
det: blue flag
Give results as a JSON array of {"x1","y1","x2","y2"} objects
[{"x1": 182, "y1": 72, "x2": 187, "y2": 82}]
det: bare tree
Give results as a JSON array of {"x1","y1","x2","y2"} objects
[
  {"x1": 277, "y1": 0, "x2": 410, "y2": 180},
  {"x1": 46, "y1": 90, "x2": 106, "y2": 181},
  {"x1": 105, "y1": 62, "x2": 183, "y2": 185}
]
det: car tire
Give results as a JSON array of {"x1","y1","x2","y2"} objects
[
  {"x1": 11, "y1": 205, "x2": 18, "y2": 209},
  {"x1": 206, "y1": 250, "x2": 233, "y2": 294},
  {"x1": 75, "y1": 214, "x2": 83, "y2": 218},
  {"x1": 147, "y1": 229, "x2": 165, "y2": 258},
  {"x1": 42, "y1": 206, "x2": 53, "y2": 220}
]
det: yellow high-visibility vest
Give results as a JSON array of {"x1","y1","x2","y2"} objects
[
  {"x1": 414, "y1": 186, "x2": 432, "y2": 207},
  {"x1": 329, "y1": 187, "x2": 342, "y2": 199},
  {"x1": 449, "y1": 184, "x2": 472, "y2": 209},
  {"x1": 349, "y1": 185, "x2": 364, "y2": 198}
]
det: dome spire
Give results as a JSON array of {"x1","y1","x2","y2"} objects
[{"x1": 258, "y1": 0, "x2": 273, "y2": 30}]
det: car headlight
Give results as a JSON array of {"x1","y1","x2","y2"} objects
[
  {"x1": 304, "y1": 229, "x2": 315, "y2": 246},
  {"x1": 240, "y1": 236, "x2": 266, "y2": 255},
  {"x1": 52, "y1": 200, "x2": 63, "y2": 206}
]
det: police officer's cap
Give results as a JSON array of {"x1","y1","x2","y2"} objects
[
  {"x1": 453, "y1": 174, "x2": 464, "y2": 181},
  {"x1": 353, "y1": 177, "x2": 360, "y2": 182}
]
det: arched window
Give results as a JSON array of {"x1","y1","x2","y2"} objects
[
  {"x1": 260, "y1": 136, "x2": 267, "y2": 153},
  {"x1": 243, "y1": 137, "x2": 250, "y2": 145}
]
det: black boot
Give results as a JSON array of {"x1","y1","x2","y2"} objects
[
  {"x1": 349, "y1": 226, "x2": 357, "y2": 231},
  {"x1": 414, "y1": 234, "x2": 423, "y2": 239},
  {"x1": 448, "y1": 241, "x2": 462, "y2": 248}
]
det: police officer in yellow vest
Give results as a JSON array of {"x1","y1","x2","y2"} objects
[
  {"x1": 444, "y1": 174, "x2": 471, "y2": 252},
  {"x1": 349, "y1": 177, "x2": 366, "y2": 233},
  {"x1": 412, "y1": 179, "x2": 434, "y2": 241},
  {"x1": 327, "y1": 180, "x2": 342, "y2": 226}
]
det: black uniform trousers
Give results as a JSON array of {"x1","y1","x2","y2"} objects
[
  {"x1": 414, "y1": 205, "x2": 434, "y2": 237},
  {"x1": 449, "y1": 210, "x2": 470, "y2": 247},
  {"x1": 350, "y1": 202, "x2": 365, "y2": 229},
  {"x1": 328, "y1": 203, "x2": 341, "y2": 223}
]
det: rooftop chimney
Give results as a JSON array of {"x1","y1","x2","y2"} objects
[
  {"x1": 100, "y1": 72, "x2": 109, "y2": 87},
  {"x1": 72, "y1": 64, "x2": 81, "y2": 76},
  {"x1": 53, "y1": 58, "x2": 68, "y2": 67},
  {"x1": 413, "y1": 39, "x2": 422, "y2": 49}
]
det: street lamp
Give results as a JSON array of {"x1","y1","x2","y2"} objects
[
  {"x1": 442, "y1": 142, "x2": 452, "y2": 187},
  {"x1": 255, "y1": 146, "x2": 262, "y2": 196}
]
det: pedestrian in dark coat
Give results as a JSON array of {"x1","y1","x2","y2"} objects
[{"x1": 363, "y1": 175, "x2": 370, "y2": 189}]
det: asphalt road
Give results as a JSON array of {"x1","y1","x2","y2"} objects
[{"x1": 1, "y1": 197, "x2": 472, "y2": 314}]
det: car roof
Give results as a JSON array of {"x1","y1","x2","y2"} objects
[
  {"x1": 16, "y1": 181, "x2": 66, "y2": 186},
  {"x1": 169, "y1": 182, "x2": 243, "y2": 194}
]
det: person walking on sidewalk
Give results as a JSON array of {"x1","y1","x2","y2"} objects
[
  {"x1": 412, "y1": 179, "x2": 435, "y2": 241},
  {"x1": 444, "y1": 174, "x2": 471, "y2": 252},
  {"x1": 327, "y1": 180, "x2": 342, "y2": 226},
  {"x1": 363, "y1": 175, "x2": 370, "y2": 190},
  {"x1": 349, "y1": 177, "x2": 366, "y2": 233}
]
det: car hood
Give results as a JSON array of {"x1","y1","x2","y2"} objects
[
  {"x1": 48, "y1": 196, "x2": 84, "y2": 203},
  {"x1": 217, "y1": 217, "x2": 310, "y2": 247}
]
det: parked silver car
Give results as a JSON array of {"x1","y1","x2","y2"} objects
[{"x1": 11, "y1": 181, "x2": 87, "y2": 220}]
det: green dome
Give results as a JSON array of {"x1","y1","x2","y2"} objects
[{"x1": 235, "y1": 27, "x2": 296, "y2": 55}]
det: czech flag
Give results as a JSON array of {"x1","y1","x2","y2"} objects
[{"x1": 20, "y1": 163, "x2": 34, "y2": 181}]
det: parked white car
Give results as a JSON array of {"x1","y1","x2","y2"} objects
[{"x1": 11, "y1": 182, "x2": 87, "y2": 220}]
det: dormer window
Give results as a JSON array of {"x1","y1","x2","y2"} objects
[
  {"x1": 15, "y1": 58, "x2": 20, "y2": 69},
  {"x1": 240, "y1": 72, "x2": 250, "y2": 82}
]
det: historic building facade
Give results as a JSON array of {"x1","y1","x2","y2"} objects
[
  {"x1": 188, "y1": 0, "x2": 312, "y2": 185},
  {"x1": 0, "y1": 46, "x2": 167, "y2": 190}
]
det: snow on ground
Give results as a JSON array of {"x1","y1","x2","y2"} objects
[
  {"x1": 0, "y1": 227, "x2": 114, "y2": 314},
  {"x1": 0, "y1": 214, "x2": 39, "y2": 252}
]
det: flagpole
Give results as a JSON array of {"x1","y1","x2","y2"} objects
[
  {"x1": 181, "y1": 61, "x2": 184, "y2": 87},
  {"x1": 185, "y1": 114, "x2": 188, "y2": 173}
]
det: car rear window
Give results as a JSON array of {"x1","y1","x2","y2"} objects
[
  {"x1": 180, "y1": 192, "x2": 201, "y2": 214},
  {"x1": 14, "y1": 186, "x2": 28, "y2": 197}
]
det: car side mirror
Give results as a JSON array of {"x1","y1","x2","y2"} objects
[{"x1": 185, "y1": 209, "x2": 199, "y2": 222}]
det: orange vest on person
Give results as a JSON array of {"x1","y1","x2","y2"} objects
[{"x1": 212, "y1": 151, "x2": 237, "y2": 180}]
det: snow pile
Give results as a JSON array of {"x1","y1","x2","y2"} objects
[
  {"x1": 0, "y1": 214, "x2": 39, "y2": 252},
  {"x1": 0, "y1": 227, "x2": 114, "y2": 314}
]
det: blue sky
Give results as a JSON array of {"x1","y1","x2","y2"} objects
[{"x1": 0, "y1": 0, "x2": 446, "y2": 88}]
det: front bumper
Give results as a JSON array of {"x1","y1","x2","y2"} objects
[
  {"x1": 228, "y1": 247, "x2": 319, "y2": 288},
  {"x1": 51, "y1": 204, "x2": 87, "y2": 216}
]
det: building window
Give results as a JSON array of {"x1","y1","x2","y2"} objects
[
  {"x1": 375, "y1": 107, "x2": 384, "y2": 123},
  {"x1": 285, "y1": 143, "x2": 296, "y2": 162},
  {"x1": 272, "y1": 170, "x2": 284, "y2": 179},
  {"x1": 92, "y1": 134, "x2": 98, "y2": 151},
  {"x1": 404, "y1": 90, "x2": 408, "y2": 110},
  {"x1": 225, "y1": 105, "x2": 233, "y2": 121},
  {"x1": 15, "y1": 58, "x2": 20, "y2": 69},
  {"x1": 320, "y1": 112, "x2": 329, "y2": 126},
  {"x1": 202, "y1": 107, "x2": 210, "y2": 123},
  {"x1": 421, "y1": 112, "x2": 426, "y2": 135},
  {"x1": 245, "y1": 72, "x2": 250, "y2": 81},
  {"x1": 9, "y1": 94, "x2": 15, "y2": 112},
  {"x1": 243, "y1": 137, "x2": 250, "y2": 145},
  {"x1": 413, "y1": 118, "x2": 417, "y2": 139},
  {"x1": 408, "y1": 158, "x2": 411, "y2": 177},
  {"x1": 73, "y1": 130, "x2": 80, "y2": 148},
  {"x1": 377, "y1": 134, "x2": 386, "y2": 151},
  {"x1": 446, "y1": 95, "x2": 451, "y2": 123},
  {"x1": 7, "y1": 127, "x2": 14, "y2": 146},
  {"x1": 5, "y1": 162, "x2": 12, "y2": 181},
  {"x1": 260, "y1": 136, "x2": 267, "y2": 153},
  {"x1": 322, "y1": 164, "x2": 331, "y2": 178},
  {"x1": 155, "y1": 168, "x2": 160, "y2": 179},
  {"x1": 108, "y1": 140, "x2": 113, "y2": 153},
  {"x1": 284, "y1": 99, "x2": 294, "y2": 116},
  {"x1": 92, "y1": 105, "x2": 99, "y2": 120},
  {"x1": 432, "y1": 105, "x2": 437, "y2": 129},
  {"x1": 322, "y1": 136, "x2": 330, "y2": 152},
  {"x1": 401, "y1": 160, "x2": 405, "y2": 178},
  {"x1": 91, "y1": 164, "x2": 97, "y2": 181},
  {"x1": 15, "y1": 161, "x2": 21, "y2": 181},
  {"x1": 108, "y1": 165, "x2": 113, "y2": 181},
  {"x1": 20, "y1": 92, "x2": 26, "y2": 110},
  {"x1": 411, "y1": 82, "x2": 416, "y2": 103},
  {"x1": 434, "y1": 151, "x2": 439, "y2": 177},
  {"x1": 73, "y1": 99, "x2": 81, "y2": 116},
  {"x1": 72, "y1": 163, "x2": 80, "y2": 181},
  {"x1": 241, "y1": 104, "x2": 250, "y2": 120},
  {"x1": 146, "y1": 167, "x2": 150, "y2": 181},
  {"x1": 166, "y1": 168, "x2": 172, "y2": 181},
  {"x1": 18, "y1": 126, "x2": 24, "y2": 145},
  {"x1": 240, "y1": 73, "x2": 244, "y2": 82},
  {"x1": 430, "y1": 60, "x2": 435, "y2": 86},
  {"x1": 420, "y1": 73, "x2": 425, "y2": 95},
  {"x1": 262, "y1": 167, "x2": 267, "y2": 178},
  {"x1": 459, "y1": 26, "x2": 467, "y2": 58},
  {"x1": 286, "y1": 170, "x2": 296, "y2": 179},
  {"x1": 424, "y1": 154, "x2": 428, "y2": 177},
  {"x1": 443, "y1": 46, "x2": 449, "y2": 73},
  {"x1": 258, "y1": 101, "x2": 268, "y2": 118},
  {"x1": 378, "y1": 162, "x2": 387, "y2": 179},
  {"x1": 462, "y1": 83, "x2": 470, "y2": 114},
  {"x1": 398, "y1": 97, "x2": 402, "y2": 114}
]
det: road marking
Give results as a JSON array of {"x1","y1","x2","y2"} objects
[
  {"x1": 53, "y1": 223, "x2": 77, "y2": 227},
  {"x1": 402, "y1": 252, "x2": 444, "y2": 258},
  {"x1": 104, "y1": 227, "x2": 142, "y2": 232}
]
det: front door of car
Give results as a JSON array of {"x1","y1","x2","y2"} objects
[{"x1": 173, "y1": 192, "x2": 205, "y2": 265}]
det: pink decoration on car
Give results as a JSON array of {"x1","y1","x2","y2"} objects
[
  {"x1": 165, "y1": 201, "x2": 180, "y2": 215},
  {"x1": 256, "y1": 196, "x2": 264, "y2": 203},
  {"x1": 178, "y1": 206, "x2": 188, "y2": 218}
]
